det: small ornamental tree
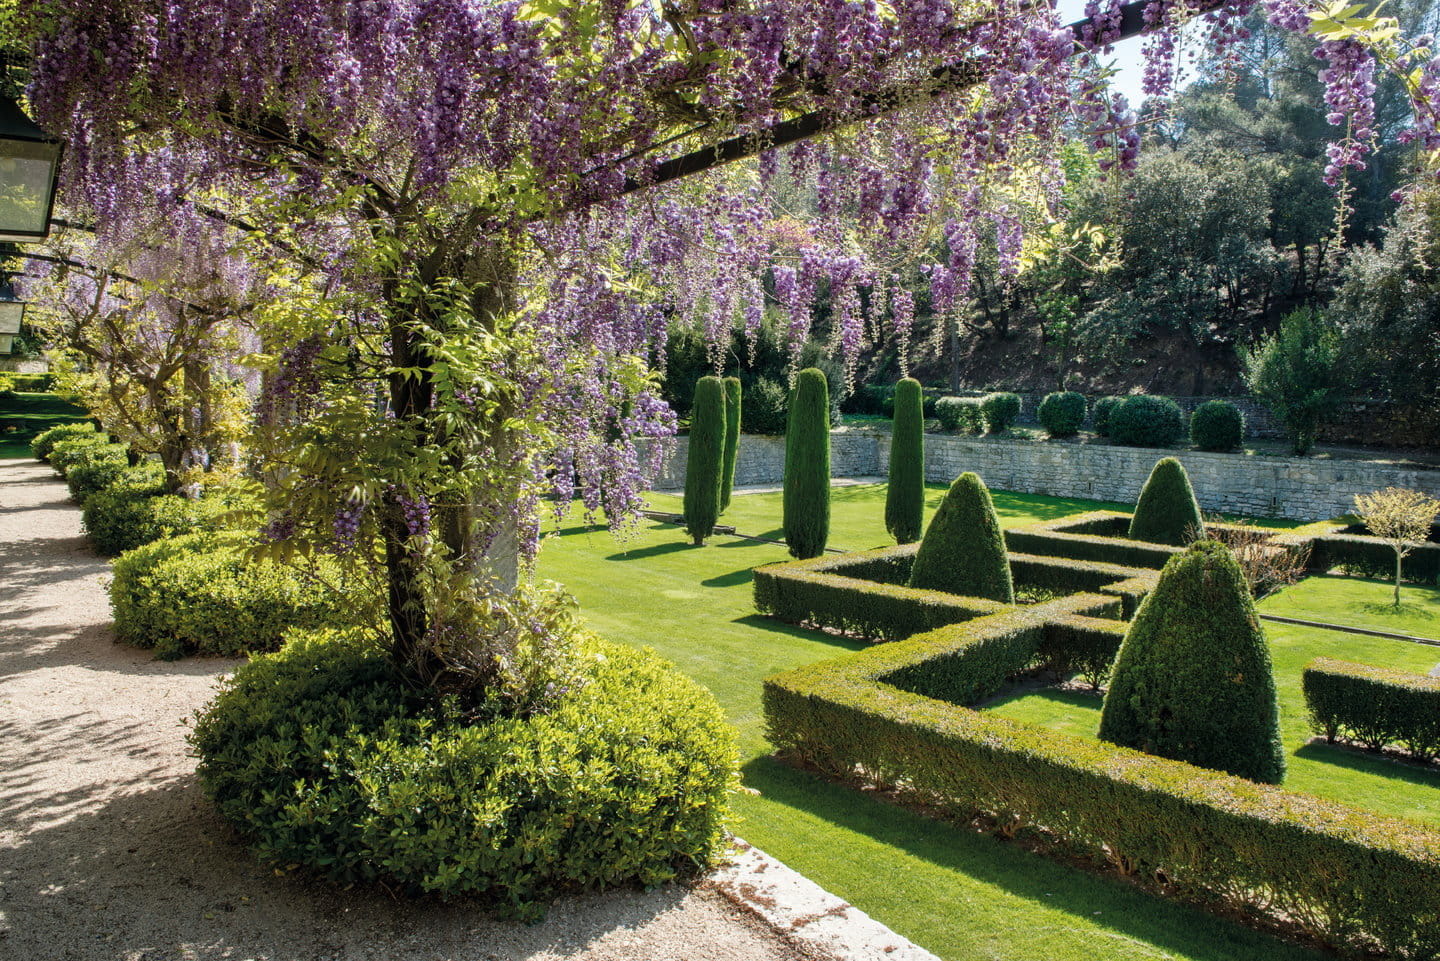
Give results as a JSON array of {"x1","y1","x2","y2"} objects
[
  {"x1": 908, "y1": 472, "x2": 1014, "y2": 602},
  {"x1": 783, "y1": 368, "x2": 831, "y2": 559},
  {"x1": 1099, "y1": 540, "x2": 1287, "y2": 785},
  {"x1": 886, "y1": 377, "x2": 925, "y2": 544},
  {"x1": 1241, "y1": 308, "x2": 1347, "y2": 455},
  {"x1": 1129, "y1": 457, "x2": 1205, "y2": 546},
  {"x1": 720, "y1": 377, "x2": 742, "y2": 514},
  {"x1": 684, "y1": 376, "x2": 726, "y2": 545},
  {"x1": 1354, "y1": 487, "x2": 1440, "y2": 606}
]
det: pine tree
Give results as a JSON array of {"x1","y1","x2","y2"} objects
[
  {"x1": 720, "y1": 376, "x2": 742, "y2": 514},
  {"x1": 783, "y1": 368, "x2": 831, "y2": 559},
  {"x1": 684, "y1": 376, "x2": 726, "y2": 545},
  {"x1": 1128, "y1": 457, "x2": 1204, "y2": 545},
  {"x1": 885, "y1": 377, "x2": 925, "y2": 544},
  {"x1": 1099, "y1": 540, "x2": 1286, "y2": 784},
  {"x1": 908, "y1": 472, "x2": 1013, "y2": 602}
]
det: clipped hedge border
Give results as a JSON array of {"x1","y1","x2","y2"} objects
[
  {"x1": 1306, "y1": 525, "x2": 1440, "y2": 584},
  {"x1": 1304, "y1": 657, "x2": 1440, "y2": 760},
  {"x1": 763, "y1": 607, "x2": 1440, "y2": 959},
  {"x1": 753, "y1": 543, "x2": 1149, "y2": 641}
]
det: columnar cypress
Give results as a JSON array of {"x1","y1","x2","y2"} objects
[
  {"x1": 1128, "y1": 457, "x2": 1205, "y2": 545},
  {"x1": 908, "y1": 472, "x2": 1014, "y2": 602},
  {"x1": 885, "y1": 377, "x2": 925, "y2": 544},
  {"x1": 783, "y1": 368, "x2": 831, "y2": 559},
  {"x1": 1099, "y1": 540, "x2": 1287, "y2": 784},
  {"x1": 720, "y1": 376, "x2": 742, "y2": 514},
  {"x1": 684, "y1": 376, "x2": 726, "y2": 545}
]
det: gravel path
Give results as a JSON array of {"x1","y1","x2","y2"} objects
[{"x1": 0, "y1": 458, "x2": 808, "y2": 961}]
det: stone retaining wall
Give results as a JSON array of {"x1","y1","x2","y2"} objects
[{"x1": 647, "y1": 432, "x2": 1440, "y2": 522}]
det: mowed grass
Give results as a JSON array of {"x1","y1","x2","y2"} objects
[
  {"x1": 537, "y1": 486, "x2": 1335, "y2": 961},
  {"x1": 0, "y1": 391, "x2": 88, "y2": 459},
  {"x1": 988, "y1": 573, "x2": 1440, "y2": 823}
]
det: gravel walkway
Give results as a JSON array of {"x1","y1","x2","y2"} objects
[{"x1": 0, "y1": 458, "x2": 809, "y2": 961}]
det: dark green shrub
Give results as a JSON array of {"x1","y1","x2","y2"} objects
[
  {"x1": 683, "y1": 376, "x2": 725, "y2": 545},
  {"x1": 32, "y1": 421, "x2": 96, "y2": 462},
  {"x1": 1091, "y1": 395, "x2": 1124, "y2": 436},
  {"x1": 783, "y1": 368, "x2": 831, "y2": 559},
  {"x1": 979, "y1": 392, "x2": 1021, "y2": 433},
  {"x1": 1037, "y1": 391, "x2": 1086, "y2": 437},
  {"x1": 1128, "y1": 457, "x2": 1204, "y2": 546},
  {"x1": 47, "y1": 433, "x2": 112, "y2": 476},
  {"x1": 190, "y1": 630, "x2": 735, "y2": 918},
  {"x1": 742, "y1": 376, "x2": 788, "y2": 435},
  {"x1": 1189, "y1": 400, "x2": 1244, "y2": 452},
  {"x1": 9, "y1": 373, "x2": 55, "y2": 392},
  {"x1": 1099, "y1": 541, "x2": 1286, "y2": 784},
  {"x1": 1241, "y1": 307, "x2": 1346, "y2": 456},
  {"x1": 1304, "y1": 657, "x2": 1440, "y2": 760},
  {"x1": 111, "y1": 531, "x2": 353, "y2": 659},
  {"x1": 908, "y1": 472, "x2": 1014, "y2": 602},
  {"x1": 82, "y1": 489, "x2": 242, "y2": 556},
  {"x1": 68, "y1": 456, "x2": 162, "y2": 505},
  {"x1": 885, "y1": 378, "x2": 925, "y2": 545},
  {"x1": 1109, "y1": 395, "x2": 1185, "y2": 447},
  {"x1": 934, "y1": 396, "x2": 984, "y2": 433},
  {"x1": 720, "y1": 377, "x2": 741, "y2": 513}
]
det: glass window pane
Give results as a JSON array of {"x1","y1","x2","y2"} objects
[{"x1": 0, "y1": 140, "x2": 58, "y2": 240}]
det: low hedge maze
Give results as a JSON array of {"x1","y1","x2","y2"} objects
[{"x1": 758, "y1": 541, "x2": 1440, "y2": 958}]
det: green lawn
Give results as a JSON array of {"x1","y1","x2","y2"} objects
[
  {"x1": 987, "y1": 576, "x2": 1440, "y2": 823},
  {"x1": 537, "y1": 487, "x2": 1339, "y2": 961},
  {"x1": 0, "y1": 391, "x2": 88, "y2": 459}
]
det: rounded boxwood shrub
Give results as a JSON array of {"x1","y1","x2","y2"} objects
[
  {"x1": 1109, "y1": 394, "x2": 1186, "y2": 448},
  {"x1": 82, "y1": 489, "x2": 242, "y2": 556},
  {"x1": 683, "y1": 376, "x2": 725, "y2": 545},
  {"x1": 784, "y1": 368, "x2": 831, "y2": 559},
  {"x1": 1091, "y1": 395, "x2": 1124, "y2": 436},
  {"x1": 110, "y1": 530, "x2": 352, "y2": 659},
  {"x1": 189, "y1": 629, "x2": 736, "y2": 917},
  {"x1": 720, "y1": 376, "x2": 742, "y2": 514},
  {"x1": 885, "y1": 378, "x2": 925, "y2": 545},
  {"x1": 1038, "y1": 391, "x2": 1087, "y2": 437},
  {"x1": 32, "y1": 422, "x2": 96, "y2": 462},
  {"x1": 908, "y1": 471, "x2": 1014, "y2": 602},
  {"x1": 741, "y1": 376, "x2": 788, "y2": 435},
  {"x1": 1128, "y1": 457, "x2": 1204, "y2": 546},
  {"x1": 980, "y1": 392, "x2": 1021, "y2": 433},
  {"x1": 934, "y1": 396, "x2": 984, "y2": 433},
  {"x1": 64, "y1": 446, "x2": 140, "y2": 503},
  {"x1": 1189, "y1": 399, "x2": 1245, "y2": 452},
  {"x1": 47, "y1": 433, "x2": 113, "y2": 477},
  {"x1": 1099, "y1": 540, "x2": 1286, "y2": 784}
]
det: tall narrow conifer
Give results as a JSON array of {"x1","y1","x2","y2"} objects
[
  {"x1": 783, "y1": 368, "x2": 831, "y2": 559},
  {"x1": 886, "y1": 377, "x2": 925, "y2": 544},
  {"x1": 684, "y1": 376, "x2": 726, "y2": 545}
]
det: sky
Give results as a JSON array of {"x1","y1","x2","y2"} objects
[{"x1": 1054, "y1": 0, "x2": 1203, "y2": 109}]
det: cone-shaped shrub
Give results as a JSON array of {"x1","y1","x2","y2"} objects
[
  {"x1": 885, "y1": 377, "x2": 925, "y2": 544},
  {"x1": 720, "y1": 377, "x2": 742, "y2": 514},
  {"x1": 1128, "y1": 457, "x2": 1204, "y2": 546},
  {"x1": 783, "y1": 368, "x2": 831, "y2": 559},
  {"x1": 684, "y1": 376, "x2": 726, "y2": 545},
  {"x1": 908, "y1": 472, "x2": 1014, "y2": 602},
  {"x1": 1099, "y1": 540, "x2": 1286, "y2": 784}
]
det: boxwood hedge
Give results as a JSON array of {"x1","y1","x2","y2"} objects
[{"x1": 1304, "y1": 657, "x2": 1440, "y2": 760}]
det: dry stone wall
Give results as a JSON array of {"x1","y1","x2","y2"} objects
[{"x1": 646, "y1": 431, "x2": 1440, "y2": 522}]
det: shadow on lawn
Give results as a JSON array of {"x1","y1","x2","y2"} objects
[
  {"x1": 602, "y1": 540, "x2": 694, "y2": 562},
  {"x1": 1294, "y1": 740, "x2": 1440, "y2": 790},
  {"x1": 701, "y1": 568, "x2": 754, "y2": 589},
  {"x1": 730, "y1": 613, "x2": 869, "y2": 653},
  {"x1": 740, "y1": 755, "x2": 1325, "y2": 961}
]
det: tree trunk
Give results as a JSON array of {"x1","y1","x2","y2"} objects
[{"x1": 1395, "y1": 551, "x2": 1403, "y2": 607}]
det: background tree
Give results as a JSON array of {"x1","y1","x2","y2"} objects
[
  {"x1": 1353, "y1": 487, "x2": 1440, "y2": 605},
  {"x1": 684, "y1": 376, "x2": 725, "y2": 545},
  {"x1": 1241, "y1": 307, "x2": 1348, "y2": 454},
  {"x1": 783, "y1": 368, "x2": 831, "y2": 560},
  {"x1": 720, "y1": 377, "x2": 742, "y2": 515},
  {"x1": 885, "y1": 377, "x2": 925, "y2": 544}
]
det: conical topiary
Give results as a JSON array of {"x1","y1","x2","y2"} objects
[
  {"x1": 1098, "y1": 540, "x2": 1286, "y2": 784},
  {"x1": 720, "y1": 376, "x2": 742, "y2": 514},
  {"x1": 684, "y1": 376, "x2": 726, "y2": 545},
  {"x1": 885, "y1": 377, "x2": 925, "y2": 544},
  {"x1": 907, "y1": 472, "x2": 1014, "y2": 602},
  {"x1": 783, "y1": 368, "x2": 831, "y2": 559},
  {"x1": 1128, "y1": 456, "x2": 1204, "y2": 545}
]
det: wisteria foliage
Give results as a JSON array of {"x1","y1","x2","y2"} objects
[{"x1": 17, "y1": 0, "x2": 1440, "y2": 681}]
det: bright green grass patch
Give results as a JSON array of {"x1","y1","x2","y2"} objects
[
  {"x1": 651, "y1": 482, "x2": 1133, "y2": 550},
  {"x1": 538, "y1": 504, "x2": 1327, "y2": 961},
  {"x1": 0, "y1": 392, "x2": 89, "y2": 459},
  {"x1": 1261, "y1": 573, "x2": 1440, "y2": 638},
  {"x1": 986, "y1": 577, "x2": 1440, "y2": 824}
]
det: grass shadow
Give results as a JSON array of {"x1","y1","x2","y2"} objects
[
  {"x1": 701, "y1": 568, "x2": 755, "y2": 589},
  {"x1": 1356, "y1": 601, "x2": 1436, "y2": 622},
  {"x1": 730, "y1": 613, "x2": 870, "y2": 653},
  {"x1": 603, "y1": 540, "x2": 694, "y2": 562},
  {"x1": 1293, "y1": 740, "x2": 1440, "y2": 790}
]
